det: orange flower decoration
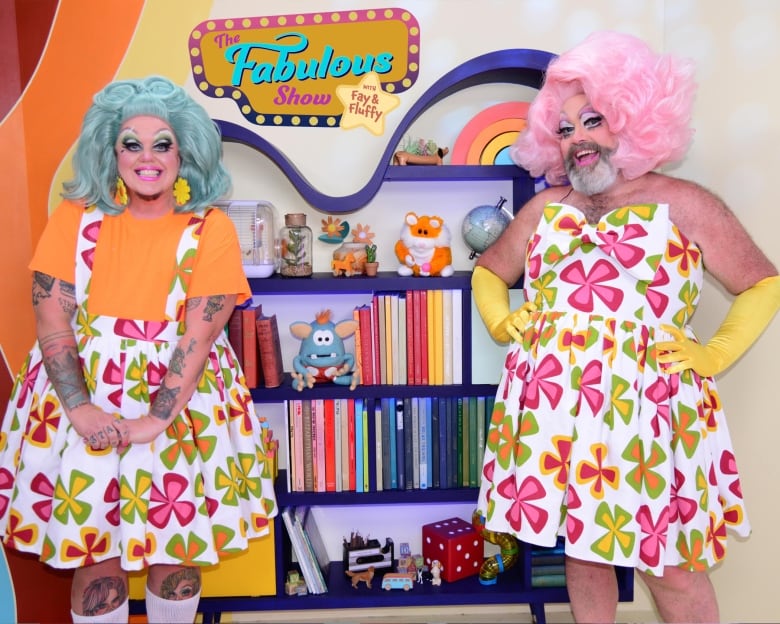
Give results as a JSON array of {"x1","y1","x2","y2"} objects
[
  {"x1": 321, "y1": 216, "x2": 345, "y2": 237},
  {"x1": 351, "y1": 223, "x2": 375, "y2": 243}
]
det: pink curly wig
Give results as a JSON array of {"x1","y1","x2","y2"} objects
[{"x1": 511, "y1": 31, "x2": 697, "y2": 185}]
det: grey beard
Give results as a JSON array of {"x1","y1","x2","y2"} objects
[{"x1": 565, "y1": 151, "x2": 618, "y2": 196}]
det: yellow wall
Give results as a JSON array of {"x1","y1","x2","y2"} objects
[{"x1": 3, "y1": 1, "x2": 778, "y2": 621}]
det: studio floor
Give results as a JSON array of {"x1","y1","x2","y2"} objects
[{"x1": 219, "y1": 604, "x2": 657, "y2": 623}]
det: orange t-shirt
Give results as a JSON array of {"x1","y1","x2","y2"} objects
[{"x1": 30, "y1": 200, "x2": 252, "y2": 320}]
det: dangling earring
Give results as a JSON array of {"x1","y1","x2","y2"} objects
[
  {"x1": 114, "y1": 177, "x2": 128, "y2": 206},
  {"x1": 173, "y1": 176, "x2": 191, "y2": 207}
]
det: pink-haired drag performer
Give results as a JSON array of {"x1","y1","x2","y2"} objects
[{"x1": 473, "y1": 31, "x2": 780, "y2": 623}]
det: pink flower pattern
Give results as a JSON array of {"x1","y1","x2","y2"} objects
[{"x1": 476, "y1": 203, "x2": 748, "y2": 575}]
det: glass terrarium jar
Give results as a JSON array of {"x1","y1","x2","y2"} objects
[
  {"x1": 280, "y1": 213, "x2": 313, "y2": 277},
  {"x1": 219, "y1": 200, "x2": 279, "y2": 278}
]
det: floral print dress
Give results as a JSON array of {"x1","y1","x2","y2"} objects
[
  {"x1": 476, "y1": 203, "x2": 748, "y2": 575},
  {"x1": 0, "y1": 206, "x2": 277, "y2": 571}
]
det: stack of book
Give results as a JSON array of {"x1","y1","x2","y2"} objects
[
  {"x1": 529, "y1": 542, "x2": 566, "y2": 588},
  {"x1": 353, "y1": 288, "x2": 463, "y2": 387},
  {"x1": 280, "y1": 506, "x2": 330, "y2": 594},
  {"x1": 286, "y1": 394, "x2": 494, "y2": 493},
  {"x1": 227, "y1": 302, "x2": 285, "y2": 389}
]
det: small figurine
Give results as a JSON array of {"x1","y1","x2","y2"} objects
[
  {"x1": 430, "y1": 559, "x2": 443, "y2": 586},
  {"x1": 395, "y1": 211, "x2": 454, "y2": 277},
  {"x1": 285, "y1": 570, "x2": 308, "y2": 595},
  {"x1": 393, "y1": 136, "x2": 449, "y2": 166},
  {"x1": 290, "y1": 310, "x2": 359, "y2": 390},
  {"x1": 346, "y1": 566, "x2": 375, "y2": 588}
]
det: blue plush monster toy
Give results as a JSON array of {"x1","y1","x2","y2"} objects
[{"x1": 289, "y1": 309, "x2": 359, "y2": 391}]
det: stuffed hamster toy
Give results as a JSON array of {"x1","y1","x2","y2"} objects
[{"x1": 394, "y1": 211, "x2": 454, "y2": 277}]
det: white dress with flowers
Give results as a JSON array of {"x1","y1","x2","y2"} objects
[{"x1": 476, "y1": 203, "x2": 748, "y2": 575}]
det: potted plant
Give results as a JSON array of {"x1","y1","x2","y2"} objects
[{"x1": 364, "y1": 243, "x2": 378, "y2": 276}]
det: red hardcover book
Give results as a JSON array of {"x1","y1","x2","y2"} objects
[
  {"x1": 347, "y1": 398, "x2": 356, "y2": 491},
  {"x1": 256, "y1": 311, "x2": 284, "y2": 388},
  {"x1": 418, "y1": 290, "x2": 429, "y2": 385},
  {"x1": 323, "y1": 399, "x2": 337, "y2": 492},
  {"x1": 357, "y1": 305, "x2": 374, "y2": 385},
  {"x1": 241, "y1": 303, "x2": 263, "y2": 388},
  {"x1": 227, "y1": 308, "x2": 244, "y2": 368},
  {"x1": 406, "y1": 290, "x2": 416, "y2": 385},
  {"x1": 352, "y1": 306, "x2": 363, "y2": 385}
]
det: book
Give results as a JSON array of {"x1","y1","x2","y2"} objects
[
  {"x1": 411, "y1": 397, "x2": 420, "y2": 489},
  {"x1": 395, "y1": 399, "x2": 405, "y2": 490},
  {"x1": 256, "y1": 310, "x2": 284, "y2": 388},
  {"x1": 374, "y1": 403, "x2": 383, "y2": 491},
  {"x1": 451, "y1": 289, "x2": 463, "y2": 385},
  {"x1": 418, "y1": 397, "x2": 428, "y2": 489},
  {"x1": 361, "y1": 401, "x2": 369, "y2": 492},
  {"x1": 241, "y1": 302, "x2": 263, "y2": 388},
  {"x1": 384, "y1": 294, "x2": 395, "y2": 384},
  {"x1": 281, "y1": 506, "x2": 323, "y2": 594},
  {"x1": 432, "y1": 290, "x2": 444, "y2": 385},
  {"x1": 347, "y1": 399, "x2": 356, "y2": 491},
  {"x1": 437, "y1": 396, "x2": 447, "y2": 488},
  {"x1": 376, "y1": 295, "x2": 387, "y2": 384},
  {"x1": 380, "y1": 398, "x2": 392, "y2": 489},
  {"x1": 295, "y1": 506, "x2": 331, "y2": 591},
  {"x1": 324, "y1": 399, "x2": 336, "y2": 492},
  {"x1": 302, "y1": 400, "x2": 314, "y2": 491},
  {"x1": 357, "y1": 305, "x2": 374, "y2": 385},
  {"x1": 425, "y1": 290, "x2": 435, "y2": 385},
  {"x1": 227, "y1": 307, "x2": 244, "y2": 369},
  {"x1": 314, "y1": 399, "x2": 326, "y2": 492},
  {"x1": 290, "y1": 400, "x2": 305, "y2": 492},
  {"x1": 339, "y1": 398, "x2": 350, "y2": 492},
  {"x1": 442, "y1": 289, "x2": 453, "y2": 385},
  {"x1": 406, "y1": 290, "x2": 416, "y2": 384},
  {"x1": 461, "y1": 395, "x2": 469, "y2": 487},
  {"x1": 352, "y1": 306, "x2": 362, "y2": 386},
  {"x1": 430, "y1": 397, "x2": 440, "y2": 489},
  {"x1": 397, "y1": 293, "x2": 407, "y2": 385},
  {"x1": 403, "y1": 397, "x2": 413, "y2": 490},
  {"x1": 354, "y1": 398, "x2": 364, "y2": 493},
  {"x1": 419, "y1": 289, "x2": 429, "y2": 385},
  {"x1": 468, "y1": 395, "x2": 478, "y2": 487},
  {"x1": 387, "y1": 398, "x2": 398, "y2": 490},
  {"x1": 371, "y1": 295, "x2": 382, "y2": 386}
]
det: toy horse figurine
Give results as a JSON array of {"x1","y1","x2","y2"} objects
[{"x1": 289, "y1": 310, "x2": 359, "y2": 391}]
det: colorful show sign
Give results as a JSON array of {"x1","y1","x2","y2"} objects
[{"x1": 189, "y1": 7, "x2": 420, "y2": 128}]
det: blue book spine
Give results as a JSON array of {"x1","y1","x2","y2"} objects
[
  {"x1": 431, "y1": 397, "x2": 440, "y2": 489},
  {"x1": 355, "y1": 398, "x2": 364, "y2": 493},
  {"x1": 387, "y1": 398, "x2": 398, "y2": 490}
]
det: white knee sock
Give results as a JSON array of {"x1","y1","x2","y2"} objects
[
  {"x1": 70, "y1": 598, "x2": 129, "y2": 623},
  {"x1": 145, "y1": 586, "x2": 201, "y2": 624}
]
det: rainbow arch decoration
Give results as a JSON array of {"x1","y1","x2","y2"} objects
[{"x1": 450, "y1": 101, "x2": 529, "y2": 165}]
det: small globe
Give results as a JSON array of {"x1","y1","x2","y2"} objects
[{"x1": 462, "y1": 200, "x2": 512, "y2": 258}]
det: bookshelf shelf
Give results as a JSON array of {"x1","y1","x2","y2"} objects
[{"x1": 172, "y1": 557, "x2": 632, "y2": 624}]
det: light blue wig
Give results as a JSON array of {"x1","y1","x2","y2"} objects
[{"x1": 62, "y1": 76, "x2": 231, "y2": 214}]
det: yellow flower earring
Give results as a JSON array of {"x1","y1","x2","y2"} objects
[
  {"x1": 173, "y1": 176, "x2": 191, "y2": 206},
  {"x1": 114, "y1": 177, "x2": 128, "y2": 206}
]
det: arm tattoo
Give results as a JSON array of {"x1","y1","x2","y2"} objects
[
  {"x1": 203, "y1": 295, "x2": 226, "y2": 322},
  {"x1": 32, "y1": 271, "x2": 54, "y2": 306},
  {"x1": 39, "y1": 331, "x2": 89, "y2": 409},
  {"x1": 150, "y1": 380, "x2": 180, "y2": 420}
]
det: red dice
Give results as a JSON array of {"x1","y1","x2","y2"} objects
[{"x1": 422, "y1": 517, "x2": 483, "y2": 582}]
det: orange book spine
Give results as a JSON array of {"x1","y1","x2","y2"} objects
[{"x1": 241, "y1": 304, "x2": 262, "y2": 388}]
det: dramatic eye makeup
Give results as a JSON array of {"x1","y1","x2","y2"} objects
[
  {"x1": 152, "y1": 131, "x2": 175, "y2": 153},
  {"x1": 116, "y1": 129, "x2": 177, "y2": 153}
]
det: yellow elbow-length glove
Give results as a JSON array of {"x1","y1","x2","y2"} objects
[
  {"x1": 472, "y1": 265, "x2": 537, "y2": 343},
  {"x1": 657, "y1": 274, "x2": 780, "y2": 377}
]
